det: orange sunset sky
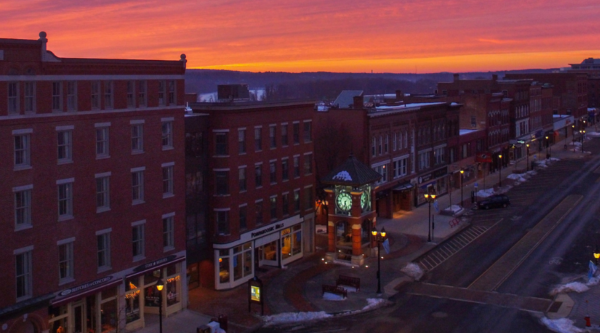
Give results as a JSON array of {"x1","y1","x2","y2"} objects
[{"x1": 2, "y1": 0, "x2": 599, "y2": 73}]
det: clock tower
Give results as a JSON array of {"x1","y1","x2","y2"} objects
[{"x1": 321, "y1": 155, "x2": 381, "y2": 265}]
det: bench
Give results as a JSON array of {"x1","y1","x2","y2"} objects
[
  {"x1": 322, "y1": 284, "x2": 347, "y2": 299},
  {"x1": 336, "y1": 275, "x2": 360, "y2": 291}
]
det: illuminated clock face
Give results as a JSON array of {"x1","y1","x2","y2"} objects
[
  {"x1": 361, "y1": 191, "x2": 369, "y2": 210},
  {"x1": 336, "y1": 192, "x2": 352, "y2": 212}
]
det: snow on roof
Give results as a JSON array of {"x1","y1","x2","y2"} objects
[
  {"x1": 459, "y1": 129, "x2": 479, "y2": 135},
  {"x1": 332, "y1": 171, "x2": 352, "y2": 182}
]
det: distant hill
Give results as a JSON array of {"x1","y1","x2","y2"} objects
[{"x1": 185, "y1": 68, "x2": 558, "y2": 101}]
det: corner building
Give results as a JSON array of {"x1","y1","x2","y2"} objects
[
  {"x1": 190, "y1": 101, "x2": 316, "y2": 290},
  {"x1": 0, "y1": 33, "x2": 187, "y2": 333}
]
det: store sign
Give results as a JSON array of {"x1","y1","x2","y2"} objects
[
  {"x1": 248, "y1": 277, "x2": 264, "y2": 315},
  {"x1": 250, "y1": 223, "x2": 284, "y2": 239},
  {"x1": 133, "y1": 255, "x2": 177, "y2": 273},
  {"x1": 250, "y1": 286, "x2": 261, "y2": 302},
  {"x1": 58, "y1": 276, "x2": 114, "y2": 297}
]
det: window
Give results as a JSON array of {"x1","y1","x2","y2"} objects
[
  {"x1": 239, "y1": 205, "x2": 247, "y2": 230},
  {"x1": 52, "y1": 82, "x2": 62, "y2": 111},
  {"x1": 303, "y1": 121, "x2": 312, "y2": 143},
  {"x1": 66, "y1": 81, "x2": 76, "y2": 111},
  {"x1": 217, "y1": 210, "x2": 229, "y2": 234},
  {"x1": 378, "y1": 136, "x2": 382, "y2": 155},
  {"x1": 131, "y1": 170, "x2": 144, "y2": 203},
  {"x1": 127, "y1": 81, "x2": 135, "y2": 107},
  {"x1": 282, "y1": 193, "x2": 289, "y2": 216},
  {"x1": 372, "y1": 137, "x2": 376, "y2": 157},
  {"x1": 293, "y1": 156, "x2": 300, "y2": 178},
  {"x1": 255, "y1": 164, "x2": 262, "y2": 188},
  {"x1": 270, "y1": 196, "x2": 277, "y2": 221},
  {"x1": 255, "y1": 201, "x2": 263, "y2": 225},
  {"x1": 162, "y1": 121, "x2": 173, "y2": 149},
  {"x1": 238, "y1": 129, "x2": 246, "y2": 154},
  {"x1": 58, "y1": 242, "x2": 74, "y2": 282},
  {"x1": 293, "y1": 123, "x2": 300, "y2": 144},
  {"x1": 96, "y1": 127, "x2": 109, "y2": 157},
  {"x1": 374, "y1": 164, "x2": 387, "y2": 184},
  {"x1": 281, "y1": 159, "x2": 289, "y2": 181},
  {"x1": 58, "y1": 181, "x2": 73, "y2": 218},
  {"x1": 163, "y1": 215, "x2": 175, "y2": 250},
  {"x1": 14, "y1": 133, "x2": 31, "y2": 167},
  {"x1": 132, "y1": 224, "x2": 145, "y2": 259},
  {"x1": 434, "y1": 147, "x2": 445, "y2": 165},
  {"x1": 8, "y1": 82, "x2": 18, "y2": 114},
  {"x1": 304, "y1": 154, "x2": 313, "y2": 175},
  {"x1": 96, "y1": 176, "x2": 110, "y2": 211},
  {"x1": 239, "y1": 167, "x2": 247, "y2": 192},
  {"x1": 168, "y1": 80, "x2": 176, "y2": 105},
  {"x1": 14, "y1": 187, "x2": 32, "y2": 229},
  {"x1": 270, "y1": 161, "x2": 277, "y2": 184},
  {"x1": 215, "y1": 132, "x2": 228, "y2": 156},
  {"x1": 471, "y1": 116, "x2": 476, "y2": 128},
  {"x1": 269, "y1": 125, "x2": 277, "y2": 148},
  {"x1": 15, "y1": 249, "x2": 32, "y2": 300},
  {"x1": 304, "y1": 187, "x2": 313, "y2": 211},
  {"x1": 215, "y1": 171, "x2": 229, "y2": 195},
  {"x1": 254, "y1": 127, "x2": 262, "y2": 151},
  {"x1": 103, "y1": 81, "x2": 113, "y2": 109},
  {"x1": 131, "y1": 124, "x2": 144, "y2": 153},
  {"x1": 97, "y1": 232, "x2": 111, "y2": 270},
  {"x1": 162, "y1": 165, "x2": 174, "y2": 196},
  {"x1": 57, "y1": 130, "x2": 73, "y2": 162},
  {"x1": 293, "y1": 189, "x2": 300, "y2": 213},
  {"x1": 137, "y1": 81, "x2": 146, "y2": 107},
  {"x1": 158, "y1": 81, "x2": 166, "y2": 106},
  {"x1": 418, "y1": 151, "x2": 430, "y2": 170},
  {"x1": 281, "y1": 124, "x2": 288, "y2": 146},
  {"x1": 24, "y1": 82, "x2": 35, "y2": 113},
  {"x1": 393, "y1": 133, "x2": 397, "y2": 151},
  {"x1": 393, "y1": 158, "x2": 408, "y2": 178},
  {"x1": 384, "y1": 135, "x2": 389, "y2": 153},
  {"x1": 91, "y1": 81, "x2": 100, "y2": 109}
]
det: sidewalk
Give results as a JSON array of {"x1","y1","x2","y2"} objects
[{"x1": 135, "y1": 135, "x2": 593, "y2": 333}]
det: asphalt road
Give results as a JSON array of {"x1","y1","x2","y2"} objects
[{"x1": 258, "y1": 138, "x2": 600, "y2": 333}]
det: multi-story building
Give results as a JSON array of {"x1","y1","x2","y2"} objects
[
  {"x1": 189, "y1": 101, "x2": 316, "y2": 290},
  {"x1": 314, "y1": 92, "x2": 461, "y2": 219},
  {"x1": 0, "y1": 33, "x2": 187, "y2": 333}
]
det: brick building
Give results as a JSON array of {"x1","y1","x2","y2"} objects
[
  {"x1": 0, "y1": 33, "x2": 187, "y2": 333},
  {"x1": 188, "y1": 101, "x2": 316, "y2": 290}
]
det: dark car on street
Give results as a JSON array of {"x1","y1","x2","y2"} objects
[{"x1": 477, "y1": 194, "x2": 510, "y2": 210}]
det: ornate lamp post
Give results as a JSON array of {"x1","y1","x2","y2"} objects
[
  {"x1": 498, "y1": 154, "x2": 502, "y2": 188},
  {"x1": 572, "y1": 124, "x2": 575, "y2": 146},
  {"x1": 545, "y1": 136, "x2": 549, "y2": 158},
  {"x1": 424, "y1": 190, "x2": 436, "y2": 242},
  {"x1": 156, "y1": 278, "x2": 164, "y2": 333},
  {"x1": 582, "y1": 130, "x2": 586, "y2": 153},
  {"x1": 371, "y1": 227, "x2": 387, "y2": 295},
  {"x1": 526, "y1": 144, "x2": 530, "y2": 171},
  {"x1": 460, "y1": 170, "x2": 464, "y2": 207}
]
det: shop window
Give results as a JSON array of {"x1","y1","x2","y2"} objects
[
  {"x1": 144, "y1": 269, "x2": 162, "y2": 308},
  {"x1": 100, "y1": 287, "x2": 117, "y2": 333},
  {"x1": 48, "y1": 305, "x2": 68, "y2": 333},
  {"x1": 125, "y1": 277, "x2": 141, "y2": 324},
  {"x1": 166, "y1": 274, "x2": 181, "y2": 306},
  {"x1": 233, "y1": 243, "x2": 253, "y2": 281},
  {"x1": 281, "y1": 225, "x2": 303, "y2": 260},
  {"x1": 218, "y1": 249, "x2": 230, "y2": 283}
]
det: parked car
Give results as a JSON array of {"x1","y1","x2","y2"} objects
[{"x1": 477, "y1": 194, "x2": 510, "y2": 210}]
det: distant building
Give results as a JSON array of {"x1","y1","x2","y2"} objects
[{"x1": 0, "y1": 32, "x2": 187, "y2": 333}]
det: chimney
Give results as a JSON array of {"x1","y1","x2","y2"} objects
[
  {"x1": 180, "y1": 54, "x2": 187, "y2": 68},
  {"x1": 453, "y1": 73, "x2": 459, "y2": 82},
  {"x1": 353, "y1": 96, "x2": 363, "y2": 109},
  {"x1": 395, "y1": 90, "x2": 403, "y2": 101},
  {"x1": 38, "y1": 31, "x2": 48, "y2": 61}
]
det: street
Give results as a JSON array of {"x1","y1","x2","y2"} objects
[{"x1": 257, "y1": 138, "x2": 600, "y2": 332}]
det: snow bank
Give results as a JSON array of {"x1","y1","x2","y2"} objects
[
  {"x1": 507, "y1": 173, "x2": 528, "y2": 183},
  {"x1": 401, "y1": 263, "x2": 424, "y2": 281},
  {"x1": 476, "y1": 188, "x2": 495, "y2": 198},
  {"x1": 586, "y1": 131, "x2": 600, "y2": 137},
  {"x1": 550, "y1": 282, "x2": 590, "y2": 296},
  {"x1": 539, "y1": 317, "x2": 584, "y2": 333},
  {"x1": 587, "y1": 276, "x2": 600, "y2": 286},
  {"x1": 262, "y1": 311, "x2": 332, "y2": 326},
  {"x1": 323, "y1": 292, "x2": 346, "y2": 301}
]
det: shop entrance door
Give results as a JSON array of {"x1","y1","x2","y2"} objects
[
  {"x1": 73, "y1": 301, "x2": 86, "y2": 333},
  {"x1": 259, "y1": 240, "x2": 278, "y2": 266}
]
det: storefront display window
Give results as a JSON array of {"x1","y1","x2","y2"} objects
[
  {"x1": 166, "y1": 275, "x2": 181, "y2": 306},
  {"x1": 233, "y1": 242, "x2": 253, "y2": 280},
  {"x1": 282, "y1": 225, "x2": 302, "y2": 259},
  {"x1": 144, "y1": 285, "x2": 161, "y2": 307},
  {"x1": 125, "y1": 277, "x2": 141, "y2": 323},
  {"x1": 219, "y1": 249, "x2": 230, "y2": 283},
  {"x1": 292, "y1": 225, "x2": 302, "y2": 255},
  {"x1": 100, "y1": 298, "x2": 117, "y2": 332},
  {"x1": 48, "y1": 305, "x2": 68, "y2": 333}
]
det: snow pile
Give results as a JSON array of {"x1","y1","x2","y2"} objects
[
  {"x1": 323, "y1": 292, "x2": 346, "y2": 301},
  {"x1": 550, "y1": 157, "x2": 561, "y2": 162},
  {"x1": 356, "y1": 298, "x2": 387, "y2": 312},
  {"x1": 401, "y1": 263, "x2": 424, "y2": 281},
  {"x1": 587, "y1": 276, "x2": 600, "y2": 286},
  {"x1": 476, "y1": 188, "x2": 495, "y2": 198},
  {"x1": 539, "y1": 317, "x2": 584, "y2": 333},
  {"x1": 586, "y1": 131, "x2": 600, "y2": 137},
  {"x1": 507, "y1": 173, "x2": 528, "y2": 183},
  {"x1": 550, "y1": 282, "x2": 590, "y2": 296},
  {"x1": 338, "y1": 285, "x2": 357, "y2": 292},
  {"x1": 262, "y1": 311, "x2": 332, "y2": 326}
]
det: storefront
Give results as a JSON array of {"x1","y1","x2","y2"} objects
[
  {"x1": 415, "y1": 167, "x2": 448, "y2": 206},
  {"x1": 214, "y1": 215, "x2": 304, "y2": 290},
  {"x1": 49, "y1": 253, "x2": 186, "y2": 333}
]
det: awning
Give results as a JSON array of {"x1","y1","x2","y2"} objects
[
  {"x1": 126, "y1": 254, "x2": 186, "y2": 278},
  {"x1": 392, "y1": 182, "x2": 414, "y2": 192},
  {"x1": 0, "y1": 293, "x2": 54, "y2": 322},
  {"x1": 52, "y1": 275, "x2": 121, "y2": 307}
]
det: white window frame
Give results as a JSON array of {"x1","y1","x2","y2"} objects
[
  {"x1": 162, "y1": 213, "x2": 175, "y2": 251},
  {"x1": 57, "y1": 178, "x2": 74, "y2": 220},
  {"x1": 95, "y1": 125, "x2": 110, "y2": 158},
  {"x1": 13, "y1": 130, "x2": 32, "y2": 169},
  {"x1": 138, "y1": 81, "x2": 147, "y2": 107},
  {"x1": 161, "y1": 119, "x2": 174, "y2": 150},
  {"x1": 95, "y1": 172, "x2": 111, "y2": 213},
  {"x1": 131, "y1": 168, "x2": 145, "y2": 204},
  {"x1": 56, "y1": 128, "x2": 73, "y2": 163},
  {"x1": 91, "y1": 81, "x2": 100, "y2": 109},
  {"x1": 14, "y1": 246, "x2": 33, "y2": 301},
  {"x1": 58, "y1": 240, "x2": 74, "y2": 284},
  {"x1": 132, "y1": 221, "x2": 146, "y2": 261},
  {"x1": 131, "y1": 122, "x2": 144, "y2": 154},
  {"x1": 24, "y1": 81, "x2": 36, "y2": 113},
  {"x1": 14, "y1": 185, "x2": 33, "y2": 230},
  {"x1": 96, "y1": 229, "x2": 111, "y2": 272},
  {"x1": 67, "y1": 81, "x2": 77, "y2": 112},
  {"x1": 8, "y1": 81, "x2": 19, "y2": 114},
  {"x1": 162, "y1": 162, "x2": 174, "y2": 198},
  {"x1": 103, "y1": 81, "x2": 113, "y2": 109},
  {"x1": 52, "y1": 81, "x2": 62, "y2": 111},
  {"x1": 127, "y1": 81, "x2": 136, "y2": 108}
]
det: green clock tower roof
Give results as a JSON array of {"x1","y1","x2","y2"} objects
[{"x1": 321, "y1": 154, "x2": 382, "y2": 187}]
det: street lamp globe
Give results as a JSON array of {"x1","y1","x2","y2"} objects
[
  {"x1": 156, "y1": 278, "x2": 164, "y2": 291},
  {"x1": 380, "y1": 227, "x2": 386, "y2": 238}
]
